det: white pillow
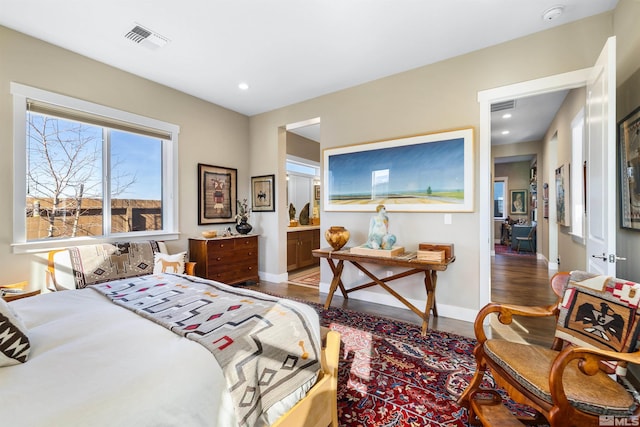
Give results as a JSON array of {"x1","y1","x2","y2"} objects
[
  {"x1": 153, "y1": 252, "x2": 186, "y2": 274},
  {"x1": 0, "y1": 298, "x2": 30, "y2": 366}
]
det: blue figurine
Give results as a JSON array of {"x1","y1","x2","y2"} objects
[{"x1": 365, "y1": 204, "x2": 396, "y2": 250}]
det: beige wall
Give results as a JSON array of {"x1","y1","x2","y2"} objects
[
  {"x1": 540, "y1": 87, "x2": 587, "y2": 272},
  {"x1": 0, "y1": 26, "x2": 250, "y2": 287},
  {"x1": 286, "y1": 132, "x2": 320, "y2": 162},
  {"x1": 617, "y1": 63, "x2": 640, "y2": 282},
  {"x1": 250, "y1": 13, "x2": 615, "y2": 321}
]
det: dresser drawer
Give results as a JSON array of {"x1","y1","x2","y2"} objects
[{"x1": 189, "y1": 235, "x2": 259, "y2": 285}]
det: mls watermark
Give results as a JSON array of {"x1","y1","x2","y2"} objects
[{"x1": 600, "y1": 415, "x2": 640, "y2": 426}]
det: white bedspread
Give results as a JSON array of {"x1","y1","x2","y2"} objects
[{"x1": 1, "y1": 286, "x2": 320, "y2": 427}]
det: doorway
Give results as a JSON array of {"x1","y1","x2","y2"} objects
[{"x1": 479, "y1": 68, "x2": 592, "y2": 308}]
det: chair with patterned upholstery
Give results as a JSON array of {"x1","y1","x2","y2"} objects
[{"x1": 458, "y1": 271, "x2": 640, "y2": 426}]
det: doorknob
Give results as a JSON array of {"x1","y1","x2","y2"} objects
[{"x1": 591, "y1": 253, "x2": 628, "y2": 262}]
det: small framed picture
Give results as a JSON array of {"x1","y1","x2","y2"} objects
[
  {"x1": 251, "y1": 174, "x2": 275, "y2": 212},
  {"x1": 510, "y1": 189, "x2": 527, "y2": 215},
  {"x1": 198, "y1": 163, "x2": 237, "y2": 224}
]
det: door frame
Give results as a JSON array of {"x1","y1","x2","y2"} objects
[{"x1": 478, "y1": 68, "x2": 591, "y2": 308}]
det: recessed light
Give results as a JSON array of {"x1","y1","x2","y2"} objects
[
  {"x1": 238, "y1": 82, "x2": 249, "y2": 91},
  {"x1": 502, "y1": 130, "x2": 510, "y2": 135},
  {"x1": 542, "y1": 5, "x2": 564, "y2": 22},
  {"x1": 502, "y1": 113, "x2": 512, "y2": 119}
]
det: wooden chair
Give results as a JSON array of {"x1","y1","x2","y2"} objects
[
  {"x1": 458, "y1": 271, "x2": 640, "y2": 426},
  {"x1": 515, "y1": 224, "x2": 536, "y2": 253}
]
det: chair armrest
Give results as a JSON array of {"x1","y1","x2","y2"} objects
[
  {"x1": 474, "y1": 302, "x2": 558, "y2": 343},
  {"x1": 185, "y1": 261, "x2": 196, "y2": 276},
  {"x1": 549, "y1": 345, "x2": 640, "y2": 410},
  {"x1": 46, "y1": 249, "x2": 68, "y2": 291}
]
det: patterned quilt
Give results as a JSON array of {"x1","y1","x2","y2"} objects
[
  {"x1": 91, "y1": 274, "x2": 320, "y2": 426},
  {"x1": 69, "y1": 241, "x2": 160, "y2": 288}
]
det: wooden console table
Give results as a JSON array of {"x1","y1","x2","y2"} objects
[{"x1": 313, "y1": 247, "x2": 455, "y2": 335}]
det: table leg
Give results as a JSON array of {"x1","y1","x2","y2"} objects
[
  {"x1": 324, "y1": 259, "x2": 345, "y2": 310},
  {"x1": 422, "y1": 271, "x2": 439, "y2": 335}
]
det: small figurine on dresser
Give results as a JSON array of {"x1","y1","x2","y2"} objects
[{"x1": 365, "y1": 204, "x2": 396, "y2": 250}]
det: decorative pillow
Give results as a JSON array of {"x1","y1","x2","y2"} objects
[
  {"x1": 153, "y1": 252, "x2": 186, "y2": 274},
  {"x1": 0, "y1": 298, "x2": 30, "y2": 366},
  {"x1": 556, "y1": 270, "x2": 640, "y2": 353}
]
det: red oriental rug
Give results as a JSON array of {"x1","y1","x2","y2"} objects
[{"x1": 307, "y1": 303, "x2": 546, "y2": 426}]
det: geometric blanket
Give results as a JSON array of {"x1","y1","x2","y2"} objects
[
  {"x1": 91, "y1": 274, "x2": 320, "y2": 427},
  {"x1": 69, "y1": 241, "x2": 160, "y2": 288},
  {"x1": 557, "y1": 270, "x2": 640, "y2": 354}
]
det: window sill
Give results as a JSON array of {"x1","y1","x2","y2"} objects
[{"x1": 11, "y1": 232, "x2": 181, "y2": 254}]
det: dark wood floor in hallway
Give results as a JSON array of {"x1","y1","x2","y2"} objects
[{"x1": 248, "y1": 252, "x2": 558, "y2": 346}]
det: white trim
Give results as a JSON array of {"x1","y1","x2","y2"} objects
[
  {"x1": 478, "y1": 68, "x2": 591, "y2": 309},
  {"x1": 285, "y1": 117, "x2": 321, "y2": 131},
  {"x1": 318, "y1": 282, "x2": 478, "y2": 323},
  {"x1": 10, "y1": 82, "x2": 181, "y2": 252}
]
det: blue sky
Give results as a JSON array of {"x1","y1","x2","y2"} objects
[
  {"x1": 27, "y1": 114, "x2": 162, "y2": 201},
  {"x1": 112, "y1": 131, "x2": 162, "y2": 200}
]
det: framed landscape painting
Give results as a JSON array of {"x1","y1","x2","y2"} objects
[
  {"x1": 323, "y1": 128, "x2": 474, "y2": 212},
  {"x1": 198, "y1": 163, "x2": 237, "y2": 224}
]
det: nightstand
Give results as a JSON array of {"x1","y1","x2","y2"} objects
[{"x1": 1, "y1": 281, "x2": 41, "y2": 302}]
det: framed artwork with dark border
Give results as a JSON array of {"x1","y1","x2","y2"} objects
[
  {"x1": 510, "y1": 189, "x2": 527, "y2": 215},
  {"x1": 323, "y1": 128, "x2": 474, "y2": 212},
  {"x1": 251, "y1": 174, "x2": 275, "y2": 212},
  {"x1": 198, "y1": 163, "x2": 237, "y2": 224},
  {"x1": 555, "y1": 163, "x2": 570, "y2": 226},
  {"x1": 619, "y1": 106, "x2": 640, "y2": 230}
]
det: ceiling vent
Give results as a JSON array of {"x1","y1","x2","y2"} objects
[
  {"x1": 124, "y1": 24, "x2": 169, "y2": 50},
  {"x1": 491, "y1": 100, "x2": 516, "y2": 112}
]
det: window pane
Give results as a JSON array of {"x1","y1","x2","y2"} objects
[
  {"x1": 26, "y1": 113, "x2": 103, "y2": 240},
  {"x1": 110, "y1": 131, "x2": 163, "y2": 232},
  {"x1": 494, "y1": 181, "x2": 505, "y2": 218}
]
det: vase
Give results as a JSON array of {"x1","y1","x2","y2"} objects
[
  {"x1": 236, "y1": 219, "x2": 252, "y2": 235},
  {"x1": 324, "y1": 226, "x2": 350, "y2": 251}
]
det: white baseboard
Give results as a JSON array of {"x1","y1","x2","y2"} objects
[
  {"x1": 319, "y1": 282, "x2": 478, "y2": 324},
  {"x1": 260, "y1": 271, "x2": 288, "y2": 284}
]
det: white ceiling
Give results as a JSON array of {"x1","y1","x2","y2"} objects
[{"x1": 0, "y1": 0, "x2": 616, "y2": 119}]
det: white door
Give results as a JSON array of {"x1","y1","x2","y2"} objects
[{"x1": 586, "y1": 37, "x2": 617, "y2": 276}]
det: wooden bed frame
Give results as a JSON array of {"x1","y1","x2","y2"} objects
[{"x1": 272, "y1": 330, "x2": 340, "y2": 427}]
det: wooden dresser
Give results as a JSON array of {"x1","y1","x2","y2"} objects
[{"x1": 189, "y1": 235, "x2": 259, "y2": 285}]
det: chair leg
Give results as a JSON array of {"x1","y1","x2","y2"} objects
[{"x1": 458, "y1": 353, "x2": 487, "y2": 407}]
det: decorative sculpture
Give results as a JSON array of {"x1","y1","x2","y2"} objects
[{"x1": 364, "y1": 204, "x2": 396, "y2": 250}]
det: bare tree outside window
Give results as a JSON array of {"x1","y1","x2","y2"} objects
[{"x1": 25, "y1": 113, "x2": 161, "y2": 241}]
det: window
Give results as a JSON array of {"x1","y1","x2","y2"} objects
[
  {"x1": 570, "y1": 108, "x2": 585, "y2": 242},
  {"x1": 11, "y1": 83, "x2": 180, "y2": 252},
  {"x1": 494, "y1": 177, "x2": 508, "y2": 219},
  {"x1": 371, "y1": 169, "x2": 390, "y2": 199}
]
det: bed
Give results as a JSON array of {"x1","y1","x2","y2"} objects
[{"x1": 0, "y1": 272, "x2": 339, "y2": 427}]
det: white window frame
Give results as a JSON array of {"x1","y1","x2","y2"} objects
[
  {"x1": 11, "y1": 82, "x2": 180, "y2": 253},
  {"x1": 570, "y1": 108, "x2": 586, "y2": 244}
]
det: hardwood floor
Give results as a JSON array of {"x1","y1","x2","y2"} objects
[{"x1": 248, "y1": 252, "x2": 558, "y2": 345}]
